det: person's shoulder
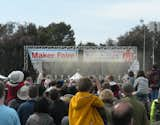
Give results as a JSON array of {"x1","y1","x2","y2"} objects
[
  {"x1": 135, "y1": 77, "x2": 140, "y2": 81},
  {"x1": 32, "y1": 113, "x2": 53, "y2": 121},
  {"x1": 151, "y1": 69, "x2": 159, "y2": 74},
  {"x1": 18, "y1": 100, "x2": 31, "y2": 109},
  {"x1": 136, "y1": 77, "x2": 142, "y2": 80},
  {"x1": 76, "y1": 92, "x2": 98, "y2": 100},
  {"x1": 143, "y1": 77, "x2": 149, "y2": 81},
  {"x1": 19, "y1": 100, "x2": 27, "y2": 106},
  {"x1": 29, "y1": 113, "x2": 38, "y2": 118},
  {"x1": 122, "y1": 96, "x2": 141, "y2": 104},
  {"x1": 2, "y1": 105, "x2": 18, "y2": 115},
  {"x1": 43, "y1": 113, "x2": 53, "y2": 120},
  {"x1": 136, "y1": 77, "x2": 148, "y2": 81},
  {"x1": 54, "y1": 99, "x2": 67, "y2": 106},
  {"x1": 27, "y1": 113, "x2": 37, "y2": 122},
  {"x1": 121, "y1": 97, "x2": 133, "y2": 104},
  {"x1": 129, "y1": 97, "x2": 146, "y2": 110},
  {"x1": 91, "y1": 93, "x2": 102, "y2": 101}
]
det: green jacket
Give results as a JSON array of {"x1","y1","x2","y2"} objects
[{"x1": 122, "y1": 96, "x2": 149, "y2": 125}]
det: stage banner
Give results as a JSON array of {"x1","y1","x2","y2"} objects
[
  {"x1": 28, "y1": 48, "x2": 78, "y2": 62},
  {"x1": 83, "y1": 48, "x2": 137, "y2": 62}
]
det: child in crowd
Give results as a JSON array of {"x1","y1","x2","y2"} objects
[{"x1": 69, "y1": 77, "x2": 105, "y2": 125}]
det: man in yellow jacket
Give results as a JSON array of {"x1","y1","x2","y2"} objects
[{"x1": 69, "y1": 77, "x2": 105, "y2": 125}]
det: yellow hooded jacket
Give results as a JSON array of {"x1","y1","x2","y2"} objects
[{"x1": 69, "y1": 92, "x2": 105, "y2": 125}]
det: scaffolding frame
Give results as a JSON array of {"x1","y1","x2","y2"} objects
[{"x1": 24, "y1": 45, "x2": 137, "y2": 72}]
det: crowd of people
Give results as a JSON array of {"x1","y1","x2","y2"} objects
[{"x1": 0, "y1": 64, "x2": 160, "y2": 125}]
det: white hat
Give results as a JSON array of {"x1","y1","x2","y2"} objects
[
  {"x1": 17, "y1": 85, "x2": 29, "y2": 100},
  {"x1": 8, "y1": 71, "x2": 24, "y2": 86}
]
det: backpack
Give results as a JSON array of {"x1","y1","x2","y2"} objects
[{"x1": 154, "y1": 101, "x2": 160, "y2": 121}]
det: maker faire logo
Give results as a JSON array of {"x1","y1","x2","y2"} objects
[{"x1": 31, "y1": 51, "x2": 77, "y2": 59}]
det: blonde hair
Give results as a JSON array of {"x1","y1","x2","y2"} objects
[{"x1": 99, "y1": 89, "x2": 114, "y2": 101}]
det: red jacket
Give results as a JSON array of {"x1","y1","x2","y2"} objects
[{"x1": 6, "y1": 82, "x2": 24, "y2": 104}]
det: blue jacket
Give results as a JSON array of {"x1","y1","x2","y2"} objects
[{"x1": 17, "y1": 100, "x2": 36, "y2": 125}]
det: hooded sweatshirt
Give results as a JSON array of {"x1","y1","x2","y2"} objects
[{"x1": 69, "y1": 92, "x2": 104, "y2": 125}]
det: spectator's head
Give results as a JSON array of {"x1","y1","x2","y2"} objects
[
  {"x1": 7, "y1": 71, "x2": 24, "y2": 87},
  {"x1": 0, "y1": 81, "x2": 5, "y2": 99},
  {"x1": 99, "y1": 89, "x2": 114, "y2": 102},
  {"x1": 77, "y1": 77, "x2": 92, "y2": 92},
  {"x1": 107, "y1": 75, "x2": 114, "y2": 81},
  {"x1": 122, "y1": 83, "x2": 134, "y2": 96},
  {"x1": 137, "y1": 70, "x2": 145, "y2": 78},
  {"x1": 111, "y1": 101, "x2": 133, "y2": 125},
  {"x1": 153, "y1": 64, "x2": 158, "y2": 69},
  {"x1": 34, "y1": 97, "x2": 50, "y2": 113},
  {"x1": 101, "y1": 82, "x2": 111, "y2": 90},
  {"x1": 28, "y1": 85, "x2": 38, "y2": 99},
  {"x1": 49, "y1": 88, "x2": 60, "y2": 101},
  {"x1": 88, "y1": 75, "x2": 97, "y2": 84},
  {"x1": 24, "y1": 76, "x2": 33, "y2": 85},
  {"x1": 56, "y1": 80, "x2": 64, "y2": 88},
  {"x1": 128, "y1": 71, "x2": 134, "y2": 77},
  {"x1": 48, "y1": 80, "x2": 57, "y2": 87},
  {"x1": 17, "y1": 85, "x2": 29, "y2": 100}
]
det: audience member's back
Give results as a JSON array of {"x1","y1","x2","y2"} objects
[
  {"x1": 17, "y1": 84, "x2": 38, "y2": 125},
  {"x1": 8, "y1": 84, "x2": 29, "y2": 110},
  {"x1": 26, "y1": 97, "x2": 55, "y2": 125},
  {"x1": 69, "y1": 77, "x2": 105, "y2": 125},
  {"x1": 99, "y1": 89, "x2": 115, "y2": 125},
  {"x1": 122, "y1": 83, "x2": 149, "y2": 125},
  {"x1": 49, "y1": 88, "x2": 68, "y2": 125},
  {"x1": 0, "y1": 81, "x2": 21, "y2": 125},
  {"x1": 111, "y1": 101, "x2": 133, "y2": 125}
]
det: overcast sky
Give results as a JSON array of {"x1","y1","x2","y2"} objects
[{"x1": 0, "y1": 0, "x2": 160, "y2": 44}]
